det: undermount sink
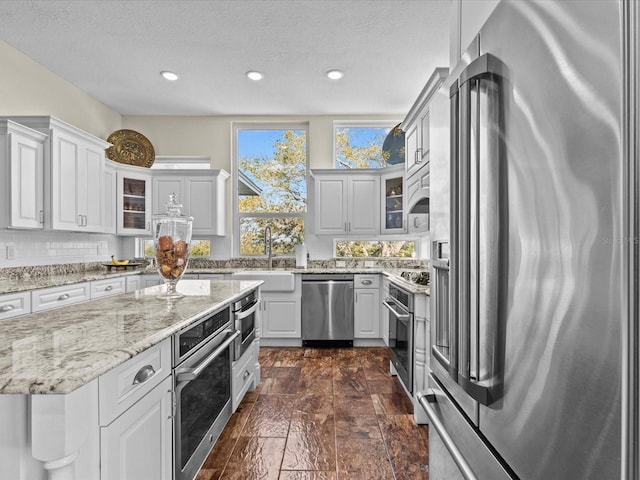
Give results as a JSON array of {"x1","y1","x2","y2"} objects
[{"x1": 231, "y1": 270, "x2": 295, "y2": 292}]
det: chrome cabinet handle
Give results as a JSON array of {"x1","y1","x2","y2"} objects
[
  {"x1": 105, "y1": 285, "x2": 113, "y2": 291},
  {"x1": 39, "y1": 210, "x2": 44, "y2": 224},
  {"x1": 235, "y1": 300, "x2": 259, "y2": 320},
  {"x1": 78, "y1": 215, "x2": 83, "y2": 227},
  {"x1": 0, "y1": 305, "x2": 15, "y2": 312},
  {"x1": 133, "y1": 365, "x2": 156, "y2": 385},
  {"x1": 361, "y1": 279, "x2": 373, "y2": 285},
  {"x1": 382, "y1": 298, "x2": 410, "y2": 320},
  {"x1": 243, "y1": 370, "x2": 250, "y2": 380},
  {"x1": 417, "y1": 389, "x2": 476, "y2": 480},
  {"x1": 177, "y1": 330, "x2": 241, "y2": 383},
  {"x1": 58, "y1": 293, "x2": 70, "y2": 301},
  {"x1": 415, "y1": 147, "x2": 423, "y2": 164}
]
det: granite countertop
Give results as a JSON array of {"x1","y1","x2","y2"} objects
[
  {"x1": 0, "y1": 279, "x2": 262, "y2": 395},
  {"x1": 0, "y1": 269, "x2": 144, "y2": 295},
  {"x1": 0, "y1": 266, "x2": 430, "y2": 296}
]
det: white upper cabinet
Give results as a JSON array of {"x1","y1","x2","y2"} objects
[
  {"x1": 402, "y1": 69, "x2": 447, "y2": 182},
  {"x1": 0, "y1": 120, "x2": 47, "y2": 229},
  {"x1": 402, "y1": 69, "x2": 448, "y2": 212},
  {"x1": 116, "y1": 164, "x2": 153, "y2": 236},
  {"x1": 380, "y1": 164, "x2": 406, "y2": 234},
  {"x1": 314, "y1": 170, "x2": 380, "y2": 235},
  {"x1": 1, "y1": 116, "x2": 111, "y2": 233},
  {"x1": 103, "y1": 160, "x2": 117, "y2": 234},
  {"x1": 152, "y1": 169, "x2": 229, "y2": 236}
]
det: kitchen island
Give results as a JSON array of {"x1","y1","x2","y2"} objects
[{"x1": 0, "y1": 279, "x2": 261, "y2": 480}]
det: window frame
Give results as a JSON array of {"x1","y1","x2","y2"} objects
[
  {"x1": 333, "y1": 236, "x2": 421, "y2": 259},
  {"x1": 333, "y1": 120, "x2": 399, "y2": 169},
  {"x1": 232, "y1": 122, "x2": 309, "y2": 258}
]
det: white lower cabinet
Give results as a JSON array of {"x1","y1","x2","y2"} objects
[
  {"x1": 31, "y1": 282, "x2": 90, "y2": 312},
  {"x1": 261, "y1": 294, "x2": 301, "y2": 338},
  {"x1": 99, "y1": 339, "x2": 172, "y2": 480},
  {"x1": 125, "y1": 275, "x2": 141, "y2": 293},
  {"x1": 0, "y1": 291, "x2": 31, "y2": 321},
  {"x1": 354, "y1": 274, "x2": 381, "y2": 339},
  {"x1": 140, "y1": 274, "x2": 163, "y2": 289},
  {"x1": 354, "y1": 288, "x2": 380, "y2": 338},
  {"x1": 100, "y1": 375, "x2": 172, "y2": 480},
  {"x1": 381, "y1": 277, "x2": 390, "y2": 346},
  {"x1": 91, "y1": 277, "x2": 126, "y2": 299},
  {"x1": 232, "y1": 340, "x2": 258, "y2": 411}
]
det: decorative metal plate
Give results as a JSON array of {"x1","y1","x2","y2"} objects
[
  {"x1": 382, "y1": 123, "x2": 405, "y2": 165},
  {"x1": 105, "y1": 129, "x2": 155, "y2": 168}
]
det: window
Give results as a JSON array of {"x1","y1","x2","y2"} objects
[
  {"x1": 234, "y1": 124, "x2": 307, "y2": 256},
  {"x1": 142, "y1": 239, "x2": 211, "y2": 258},
  {"x1": 334, "y1": 121, "x2": 400, "y2": 169},
  {"x1": 336, "y1": 240, "x2": 416, "y2": 258}
]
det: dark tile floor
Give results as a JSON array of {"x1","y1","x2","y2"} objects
[{"x1": 196, "y1": 346, "x2": 429, "y2": 480}]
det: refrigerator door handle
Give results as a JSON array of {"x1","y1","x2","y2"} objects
[
  {"x1": 456, "y1": 53, "x2": 504, "y2": 406},
  {"x1": 417, "y1": 388, "x2": 478, "y2": 480}
]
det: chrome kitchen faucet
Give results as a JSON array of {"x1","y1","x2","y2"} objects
[{"x1": 264, "y1": 226, "x2": 273, "y2": 270}]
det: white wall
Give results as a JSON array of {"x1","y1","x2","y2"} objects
[
  {"x1": 0, "y1": 41, "x2": 121, "y2": 139},
  {"x1": 450, "y1": 0, "x2": 500, "y2": 67}
]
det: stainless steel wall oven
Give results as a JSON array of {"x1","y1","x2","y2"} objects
[
  {"x1": 232, "y1": 289, "x2": 259, "y2": 360},
  {"x1": 173, "y1": 306, "x2": 240, "y2": 480},
  {"x1": 384, "y1": 283, "x2": 414, "y2": 393}
]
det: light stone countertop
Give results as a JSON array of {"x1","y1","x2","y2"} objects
[
  {"x1": 0, "y1": 267, "x2": 430, "y2": 295},
  {"x1": 0, "y1": 279, "x2": 262, "y2": 395}
]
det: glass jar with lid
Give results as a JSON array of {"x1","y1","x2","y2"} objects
[{"x1": 152, "y1": 193, "x2": 193, "y2": 298}]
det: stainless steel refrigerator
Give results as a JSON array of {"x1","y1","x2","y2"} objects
[{"x1": 419, "y1": 1, "x2": 632, "y2": 478}]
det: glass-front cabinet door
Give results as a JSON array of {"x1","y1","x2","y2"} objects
[
  {"x1": 116, "y1": 166, "x2": 152, "y2": 235},
  {"x1": 381, "y1": 165, "x2": 406, "y2": 234}
]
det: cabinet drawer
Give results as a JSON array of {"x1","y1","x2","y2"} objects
[
  {"x1": 0, "y1": 291, "x2": 31, "y2": 320},
  {"x1": 354, "y1": 274, "x2": 380, "y2": 289},
  {"x1": 91, "y1": 277, "x2": 126, "y2": 299},
  {"x1": 31, "y1": 283, "x2": 90, "y2": 312},
  {"x1": 99, "y1": 339, "x2": 171, "y2": 426},
  {"x1": 232, "y1": 340, "x2": 257, "y2": 411}
]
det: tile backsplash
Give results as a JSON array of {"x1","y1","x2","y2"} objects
[{"x1": 0, "y1": 230, "x2": 120, "y2": 268}]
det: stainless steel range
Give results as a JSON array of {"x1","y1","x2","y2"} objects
[{"x1": 383, "y1": 281, "x2": 414, "y2": 393}]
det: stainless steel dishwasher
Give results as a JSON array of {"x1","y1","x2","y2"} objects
[{"x1": 301, "y1": 274, "x2": 354, "y2": 347}]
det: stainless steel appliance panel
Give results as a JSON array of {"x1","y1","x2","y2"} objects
[
  {"x1": 172, "y1": 305, "x2": 239, "y2": 480},
  {"x1": 232, "y1": 289, "x2": 259, "y2": 360},
  {"x1": 420, "y1": 373, "x2": 510, "y2": 480},
  {"x1": 450, "y1": 1, "x2": 622, "y2": 478},
  {"x1": 302, "y1": 274, "x2": 354, "y2": 345}
]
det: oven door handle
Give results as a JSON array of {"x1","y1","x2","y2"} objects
[
  {"x1": 176, "y1": 329, "x2": 240, "y2": 383},
  {"x1": 382, "y1": 298, "x2": 410, "y2": 320},
  {"x1": 235, "y1": 300, "x2": 259, "y2": 320}
]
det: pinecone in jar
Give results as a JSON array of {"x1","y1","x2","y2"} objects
[{"x1": 156, "y1": 235, "x2": 189, "y2": 280}]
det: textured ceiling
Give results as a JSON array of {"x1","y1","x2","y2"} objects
[{"x1": 0, "y1": 0, "x2": 451, "y2": 116}]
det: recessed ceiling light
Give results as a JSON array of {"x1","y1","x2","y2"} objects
[
  {"x1": 327, "y1": 69, "x2": 344, "y2": 80},
  {"x1": 246, "y1": 71, "x2": 264, "y2": 81},
  {"x1": 160, "y1": 71, "x2": 179, "y2": 81}
]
